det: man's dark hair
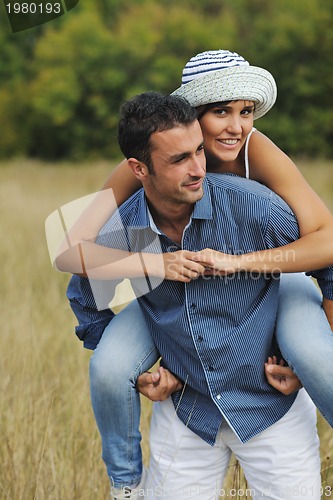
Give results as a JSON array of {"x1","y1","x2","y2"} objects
[{"x1": 118, "y1": 92, "x2": 198, "y2": 172}]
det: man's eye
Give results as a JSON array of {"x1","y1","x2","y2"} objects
[{"x1": 173, "y1": 156, "x2": 186, "y2": 163}]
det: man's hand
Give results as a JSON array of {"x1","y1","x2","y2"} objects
[
  {"x1": 136, "y1": 366, "x2": 183, "y2": 402},
  {"x1": 265, "y1": 356, "x2": 302, "y2": 395}
]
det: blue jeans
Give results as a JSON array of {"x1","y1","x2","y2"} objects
[
  {"x1": 89, "y1": 273, "x2": 333, "y2": 488},
  {"x1": 89, "y1": 300, "x2": 158, "y2": 489},
  {"x1": 276, "y1": 273, "x2": 333, "y2": 426}
]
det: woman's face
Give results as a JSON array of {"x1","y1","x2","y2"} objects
[{"x1": 199, "y1": 100, "x2": 255, "y2": 168}]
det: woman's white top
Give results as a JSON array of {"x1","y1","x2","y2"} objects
[{"x1": 244, "y1": 127, "x2": 256, "y2": 180}]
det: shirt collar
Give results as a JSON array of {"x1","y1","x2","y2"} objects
[
  {"x1": 147, "y1": 206, "x2": 162, "y2": 235},
  {"x1": 191, "y1": 177, "x2": 213, "y2": 220},
  {"x1": 130, "y1": 178, "x2": 213, "y2": 231}
]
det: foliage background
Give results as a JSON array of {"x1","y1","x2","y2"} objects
[{"x1": 0, "y1": 0, "x2": 333, "y2": 161}]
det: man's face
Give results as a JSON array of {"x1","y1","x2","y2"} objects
[{"x1": 146, "y1": 120, "x2": 206, "y2": 206}]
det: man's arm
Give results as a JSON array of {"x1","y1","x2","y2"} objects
[{"x1": 137, "y1": 361, "x2": 303, "y2": 399}]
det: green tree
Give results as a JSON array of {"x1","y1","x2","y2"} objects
[
  {"x1": 0, "y1": 0, "x2": 332, "y2": 160},
  {"x1": 228, "y1": 0, "x2": 333, "y2": 157},
  {"x1": 29, "y1": 10, "x2": 119, "y2": 158},
  {"x1": 27, "y1": 1, "x2": 239, "y2": 159}
]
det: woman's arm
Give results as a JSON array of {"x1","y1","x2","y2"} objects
[
  {"x1": 101, "y1": 159, "x2": 142, "y2": 201},
  {"x1": 59, "y1": 158, "x2": 140, "y2": 250},
  {"x1": 53, "y1": 132, "x2": 333, "y2": 282},
  {"x1": 236, "y1": 130, "x2": 333, "y2": 272},
  {"x1": 54, "y1": 159, "x2": 141, "y2": 273},
  {"x1": 195, "y1": 131, "x2": 333, "y2": 315},
  {"x1": 51, "y1": 159, "x2": 212, "y2": 281}
]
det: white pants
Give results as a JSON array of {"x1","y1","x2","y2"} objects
[{"x1": 144, "y1": 390, "x2": 320, "y2": 500}]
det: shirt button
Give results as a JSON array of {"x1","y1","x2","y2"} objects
[
  {"x1": 190, "y1": 302, "x2": 196, "y2": 309},
  {"x1": 216, "y1": 394, "x2": 221, "y2": 400},
  {"x1": 198, "y1": 335, "x2": 203, "y2": 342},
  {"x1": 208, "y1": 366, "x2": 214, "y2": 372}
]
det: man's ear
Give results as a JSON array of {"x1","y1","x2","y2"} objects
[{"x1": 127, "y1": 158, "x2": 149, "y2": 180}]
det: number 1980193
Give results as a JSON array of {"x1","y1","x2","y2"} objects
[{"x1": 6, "y1": 3, "x2": 62, "y2": 14}]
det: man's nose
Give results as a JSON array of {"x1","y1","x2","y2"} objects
[{"x1": 189, "y1": 155, "x2": 206, "y2": 177}]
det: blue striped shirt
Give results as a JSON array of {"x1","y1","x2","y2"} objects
[{"x1": 67, "y1": 173, "x2": 333, "y2": 444}]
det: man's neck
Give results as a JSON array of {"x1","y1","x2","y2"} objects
[{"x1": 147, "y1": 200, "x2": 193, "y2": 246}]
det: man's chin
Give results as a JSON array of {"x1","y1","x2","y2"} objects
[{"x1": 188, "y1": 187, "x2": 204, "y2": 203}]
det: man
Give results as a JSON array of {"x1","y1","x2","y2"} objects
[{"x1": 67, "y1": 92, "x2": 326, "y2": 499}]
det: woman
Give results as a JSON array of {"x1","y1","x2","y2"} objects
[{"x1": 55, "y1": 51, "x2": 333, "y2": 498}]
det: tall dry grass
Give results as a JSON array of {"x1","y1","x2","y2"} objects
[{"x1": 0, "y1": 159, "x2": 332, "y2": 499}]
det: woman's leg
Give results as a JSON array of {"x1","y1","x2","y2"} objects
[
  {"x1": 276, "y1": 273, "x2": 333, "y2": 426},
  {"x1": 89, "y1": 299, "x2": 159, "y2": 489}
]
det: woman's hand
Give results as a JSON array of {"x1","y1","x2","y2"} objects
[
  {"x1": 160, "y1": 250, "x2": 215, "y2": 282},
  {"x1": 191, "y1": 248, "x2": 240, "y2": 276}
]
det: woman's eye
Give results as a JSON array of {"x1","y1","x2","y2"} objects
[
  {"x1": 213, "y1": 108, "x2": 227, "y2": 115},
  {"x1": 241, "y1": 108, "x2": 254, "y2": 116}
]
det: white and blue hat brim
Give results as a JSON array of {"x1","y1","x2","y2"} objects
[{"x1": 172, "y1": 64, "x2": 277, "y2": 120}]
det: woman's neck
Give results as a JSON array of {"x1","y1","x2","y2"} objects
[{"x1": 206, "y1": 148, "x2": 246, "y2": 177}]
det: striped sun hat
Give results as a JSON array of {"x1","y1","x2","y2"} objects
[{"x1": 171, "y1": 50, "x2": 277, "y2": 120}]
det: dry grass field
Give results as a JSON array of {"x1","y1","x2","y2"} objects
[{"x1": 1, "y1": 159, "x2": 333, "y2": 499}]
